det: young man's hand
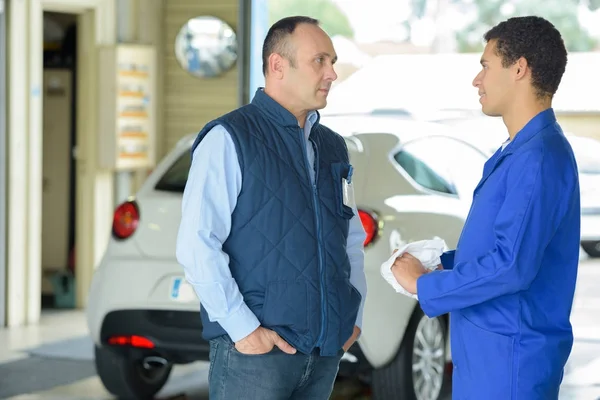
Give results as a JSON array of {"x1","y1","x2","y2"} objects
[
  {"x1": 391, "y1": 252, "x2": 428, "y2": 294},
  {"x1": 235, "y1": 327, "x2": 297, "y2": 355}
]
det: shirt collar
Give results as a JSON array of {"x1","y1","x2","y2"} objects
[{"x1": 306, "y1": 110, "x2": 318, "y2": 128}]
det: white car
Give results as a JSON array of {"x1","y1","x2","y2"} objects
[
  {"x1": 567, "y1": 135, "x2": 600, "y2": 257},
  {"x1": 437, "y1": 116, "x2": 600, "y2": 258},
  {"x1": 86, "y1": 115, "x2": 488, "y2": 400}
]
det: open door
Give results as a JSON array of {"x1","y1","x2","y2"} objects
[{"x1": 41, "y1": 12, "x2": 77, "y2": 308}]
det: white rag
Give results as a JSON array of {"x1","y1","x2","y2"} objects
[{"x1": 380, "y1": 238, "x2": 447, "y2": 299}]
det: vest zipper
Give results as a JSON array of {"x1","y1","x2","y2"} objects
[
  {"x1": 300, "y1": 129, "x2": 326, "y2": 349},
  {"x1": 312, "y1": 141, "x2": 326, "y2": 349}
]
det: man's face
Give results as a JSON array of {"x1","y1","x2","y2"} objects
[
  {"x1": 282, "y1": 24, "x2": 338, "y2": 111},
  {"x1": 472, "y1": 40, "x2": 515, "y2": 117}
]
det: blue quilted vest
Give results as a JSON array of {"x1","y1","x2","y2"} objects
[{"x1": 191, "y1": 89, "x2": 361, "y2": 356}]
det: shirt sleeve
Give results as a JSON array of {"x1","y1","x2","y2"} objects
[
  {"x1": 417, "y1": 150, "x2": 561, "y2": 318},
  {"x1": 175, "y1": 124, "x2": 260, "y2": 342},
  {"x1": 347, "y1": 204, "x2": 368, "y2": 330}
]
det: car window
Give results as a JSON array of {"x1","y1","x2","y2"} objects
[
  {"x1": 154, "y1": 150, "x2": 192, "y2": 193},
  {"x1": 394, "y1": 150, "x2": 455, "y2": 194},
  {"x1": 394, "y1": 136, "x2": 488, "y2": 197}
]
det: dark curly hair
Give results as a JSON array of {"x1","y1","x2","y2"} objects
[{"x1": 484, "y1": 16, "x2": 568, "y2": 99}]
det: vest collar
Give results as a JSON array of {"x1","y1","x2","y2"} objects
[{"x1": 251, "y1": 88, "x2": 321, "y2": 128}]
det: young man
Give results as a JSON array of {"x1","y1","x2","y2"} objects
[
  {"x1": 391, "y1": 16, "x2": 580, "y2": 399},
  {"x1": 176, "y1": 16, "x2": 367, "y2": 399}
]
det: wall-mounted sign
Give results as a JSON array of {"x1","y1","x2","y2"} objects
[{"x1": 98, "y1": 45, "x2": 156, "y2": 170}]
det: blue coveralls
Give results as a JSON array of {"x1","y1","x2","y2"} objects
[{"x1": 417, "y1": 109, "x2": 581, "y2": 399}]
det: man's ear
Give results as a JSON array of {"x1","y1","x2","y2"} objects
[
  {"x1": 515, "y1": 57, "x2": 528, "y2": 80},
  {"x1": 268, "y1": 53, "x2": 285, "y2": 80}
]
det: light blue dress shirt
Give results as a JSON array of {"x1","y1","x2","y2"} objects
[{"x1": 176, "y1": 111, "x2": 368, "y2": 343}]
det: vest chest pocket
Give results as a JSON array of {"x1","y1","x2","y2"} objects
[{"x1": 331, "y1": 162, "x2": 355, "y2": 220}]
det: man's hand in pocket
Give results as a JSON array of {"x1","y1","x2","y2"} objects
[
  {"x1": 235, "y1": 327, "x2": 297, "y2": 355},
  {"x1": 343, "y1": 325, "x2": 361, "y2": 352}
]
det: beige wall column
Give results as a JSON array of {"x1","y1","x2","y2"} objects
[
  {"x1": 74, "y1": 0, "x2": 116, "y2": 309},
  {"x1": 115, "y1": 0, "x2": 165, "y2": 193},
  {"x1": 162, "y1": 0, "x2": 240, "y2": 157},
  {"x1": 7, "y1": 0, "x2": 31, "y2": 327},
  {"x1": 6, "y1": 0, "x2": 44, "y2": 326}
]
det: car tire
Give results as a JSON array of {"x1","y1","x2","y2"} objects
[
  {"x1": 582, "y1": 241, "x2": 600, "y2": 258},
  {"x1": 371, "y1": 306, "x2": 447, "y2": 400},
  {"x1": 94, "y1": 346, "x2": 172, "y2": 399}
]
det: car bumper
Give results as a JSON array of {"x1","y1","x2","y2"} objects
[
  {"x1": 86, "y1": 256, "x2": 200, "y2": 346},
  {"x1": 99, "y1": 309, "x2": 209, "y2": 363}
]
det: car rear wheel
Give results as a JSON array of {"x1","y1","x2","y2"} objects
[
  {"x1": 582, "y1": 241, "x2": 600, "y2": 258},
  {"x1": 371, "y1": 306, "x2": 447, "y2": 400},
  {"x1": 95, "y1": 346, "x2": 172, "y2": 399}
]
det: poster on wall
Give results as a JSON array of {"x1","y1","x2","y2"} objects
[{"x1": 98, "y1": 45, "x2": 156, "y2": 171}]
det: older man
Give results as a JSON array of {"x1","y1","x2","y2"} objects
[{"x1": 176, "y1": 16, "x2": 367, "y2": 400}]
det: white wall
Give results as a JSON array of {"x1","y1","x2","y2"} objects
[{"x1": 5, "y1": 0, "x2": 245, "y2": 326}]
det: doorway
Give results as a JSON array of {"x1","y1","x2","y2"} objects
[
  {"x1": 5, "y1": 0, "x2": 112, "y2": 327},
  {"x1": 41, "y1": 12, "x2": 77, "y2": 309}
]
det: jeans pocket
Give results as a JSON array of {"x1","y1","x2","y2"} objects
[
  {"x1": 219, "y1": 334, "x2": 277, "y2": 357},
  {"x1": 208, "y1": 338, "x2": 220, "y2": 383}
]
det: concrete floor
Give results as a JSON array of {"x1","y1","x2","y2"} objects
[{"x1": 1, "y1": 254, "x2": 600, "y2": 399}]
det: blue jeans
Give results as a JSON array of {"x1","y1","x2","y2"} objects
[{"x1": 208, "y1": 335, "x2": 344, "y2": 400}]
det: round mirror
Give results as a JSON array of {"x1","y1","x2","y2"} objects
[{"x1": 174, "y1": 16, "x2": 238, "y2": 78}]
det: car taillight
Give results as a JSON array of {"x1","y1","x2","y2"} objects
[
  {"x1": 112, "y1": 200, "x2": 140, "y2": 240},
  {"x1": 358, "y1": 209, "x2": 379, "y2": 247},
  {"x1": 108, "y1": 335, "x2": 155, "y2": 349}
]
